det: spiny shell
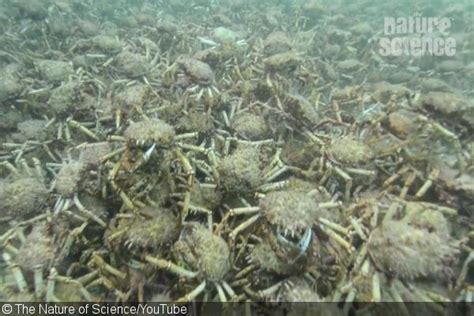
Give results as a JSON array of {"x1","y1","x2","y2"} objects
[
  {"x1": 179, "y1": 225, "x2": 230, "y2": 281},
  {"x1": 232, "y1": 112, "x2": 269, "y2": 140},
  {"x1": 260, "y1": 189, "x2": 324, "y2": 233},
  {"x1": 124, "y1": 119, "x2": 175, "y2": 147},
  {"x1": 419, "y1": 91, "x2": 470, "y2": 116},
  {"x1": 16, "y1": 223, "x2": 55, "y2": 272},
  {"x1": 263, "y1": 31, "x2": 292, "y2": 56},
  {"x1": 55, "y1": 162, "x2": 87, "y2": 197},
  {"x1": 180, "y1": 58, "x2": 214, "y2": 85},
  {"x1": 264, "y1": 52, "x2": 300, "y2": 72},
  {"x1": 328, "y1": 137, "x2": 374, "y2": 165},
  {"x1": 0, "y1": 177, "x2": 48, "y2": 220},
  {"x1": 118, "y1": 206, "x2": 179, "y2": 250},
  {"x1": 282, "y1": 278, "x2": 321, "y2": 302},
  {"x1": 250, "y1": 242, "x2": 292, "y2": 275},
  {"x1": 79, "y1": 142, "x2": 113, "y2": 168},
  {"x1": 367, "y1": 221, "x2": 457, "y2": 280},
  {"x1": 217, "y1": 145, "x2": 265, "y2": 193}
]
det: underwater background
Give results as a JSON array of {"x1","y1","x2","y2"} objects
[{"x1": 0, "y1": 0, "x2": 473, "y2": 313}]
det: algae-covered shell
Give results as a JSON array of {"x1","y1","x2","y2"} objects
[
  {"x1": 79, "y1": 142, "x2": 113, "y2": 168},
  {"x1": 116, "y1": 206, "x2": 179, "y2": 251},
  {"x1": 0, "y1": 177, "x2": 48, "y2": 220},
  {"x1": 328, "y1": 137, "x2": 374, "y2": 165},
  {"x1": 260, "y1": 189, "x2": 326, "y2": 233},
  {"x1": 418, "y1": 91, "x2": 470, "y2": 116},
  {"x1": 217, "y1": 145, "x2": 265, "y2": 193},
  {"x1": 55, "y1": 162, "x2": 86, "y2": 197},
  {"x1": 232, "y1": 112, "x2": 269, "y2": 140},
  {"x1": 180, "y1": 58, "x2": 214, "y2": 85},
  {"x1": 124, "y1": 119, "x2": 176, "y2": 147},
  {"x1": 263, "y1": 31, "x2": 292, "y2": 56},
  {"x1": 282, "y1": 278, "x2": 321, "y2": 302},
  {"x1": 178, "y1": 224, "x2": 230, "y2": 281},
  {"x1": 367, "y1": 221, "x2": 457, "y2": 280},
  {"x1": 250, "y1": 242, "x2": 293, "y2": 275},
  {"x1": 264, "y1": 52, "x2": 300, "y2": 72},
  {"x1": 402, "y1": 201, "x2": 453, "y2": 240},
  {"x1": 34, "y1": 59, "x2": 74, "y2": 83},
  {"x1": 16, "y1": 223, "x2": 56, "y2": 273}
]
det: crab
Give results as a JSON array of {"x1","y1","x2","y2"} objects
[
  {"x1": 214, "y1": 143, "x2": 273, "y2": 195},
  {"x1": 49, "y1": 157, "x2": 107, "y2": 228},
  {"x1": 231, "y1": 110, "x2": 271, "y2": 141},
  {"x1": 133, "y1": 223, "x2": 237, "y2": 302},
  {"x1": 25, "y1": 77, "x2": 103, "y2": 147},
  {"x1": 104, "y1": 117, "x2": 198, "y2": 213},
  {"x1": 0, "y1": 69, "x2": 24, "y2": 102},
  {"x1": 82, "y1": 251, "x2": 136, "y2": 302},
  {"x1": 263, "y1": 31, "x2": 293, "y2": 57},
  {"x1": 429, "y1": 158, "x2": 474, "y2": 208},
  {"x1": 282, "y1": 93, "x2": 320, "y2": 131},
  {"x1": 219, "y1": 178, "x2": 354, "y2": 301},
  {"x1": 108, "y1": 83, "x2": 151, "y2": 129},
  {"x1": 164, "y1": 57, "x2": 220, "y2": 102},
  {"x1": 367, "y1": 197, "x2": 459, "y2": 281},
  {"x1": 84, "y1": 241, "x2": 178, "y2": 302},
  {"x1": 34, "y1": 59, "x2": 74, "y2": 83},
  {"x1": 336, "y1": 59, "x2": 365, "y2": 74},
  {"x1": 222, "y1": 178, "x2": 347, "y2": 283},
  {"x1": 263, "y1": 52, "x2": 301, "y2": 74},
  {"x1": 105, "y1": 205, "x2": 180, "y2": 256},
  {"x1": 1, "y1": 119, "x2": 58, "y2": 163},
  {"x1": 71, "y1": 35, "x2": 124, "y2": 55},
  {"x1": 113, "y1": 50, "x2": 154, "y2": 79},
  {"x1": 0, "y1": 219, "x2": 93, "y2": 302},
  {"x1": 284, "y1": 128, "x2": 380, "y2": 203},
  {"x1": 323, "y1": 135, "x2": 378, "y2": 200},
  {"x1": 382, "y1": 108, "x2": 467, "y2": 190},
  {"x1": 382, "y1": 165, "x2": 441, "y2": 200},
  {"x1": 333, "y1": 193, "x2": 459, "y2": 308},
  {"x1": 0, "y1": 158, "x2": 48, "y2": 222}
]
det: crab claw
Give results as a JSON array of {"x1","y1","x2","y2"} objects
[{"x1": 143, "y1": 143, "x2": 156, "y2": 162}]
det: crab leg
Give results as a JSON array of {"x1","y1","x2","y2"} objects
[
  {"x1": 65, "y1": 123, "x2": 72, "y2": 142},
  {"x1": 90, "y1": 253, "x2": 127, "y2": 280},
  {"x1": 100, "y1": 146, "x2": 126, "y2": 163},
  {"x1": 54, "y1": 275, "x2": 94, "y2": 301},
  {"x1": 228, "y1": 206, "x2": 260, "y2": 216},
  {"x1": 333, "y1": 165, "x2": 352, "y2": 202},
  {"x1": 221, "y1": 281, "x2": 237, "y2": 301},
  {"x1": 415, "y1": 168, "x2": 439, "y2": 198},
  {"x1": 143, "y1": 143, "x2": 156, "y2": 162},
  {"x1": 34, "y1": 265, "x2": 44, "y2": 299},
  {"x1": 349, "y1": 216, "x2": 367, "y2": 240},
  {"x1": 32, "y1": 157, "x2": 44, "y2": 179},
  {"x1": 68, "y1": 119, "x2": 100, "y2": 141},
  {"x1": 0, "y1": 161, "x2": 20, "y2": 176},
  {"x1": 400, "y1": 171, "x2": 416, "y2": 199},
  {"x1": 42, "y1": 143, "x2": 58, "y2": 162},
  {"x1": 215, "y1": 282, "x2": 227, "y2": 302},
  {"x1": 144, "y1": 256, "x2": 199, "y2": 278},
  {"x1": 234, "y1": 264, "x2": 257, "y2": 280},
  {"x1": 3, "y1": 253, "x2": 28, "y2": 293},
  {"x1": 259, "y1": 281, "x2": 283, "y2": 298},
  {"x1": 319, "y1": 217, "x2": 350, "y2": 236},
  {"x1": 319, "y1": 225, "x2": 353, "y2": 253},
  {"x1": 73, "y1": 194, "x2": 106, "y2": 227},
  {"x1": 46, "y1": 268, "x2": 59, "y2": 302},
  {"x1": 176, "y1": 281, "x2": 206, "y2": 302},
  {"x1": 372, "y1": 272, "x2": 381, "y2": 302},
  {"x1": 229, "y1": 214, "x2": 261, "y2": 240}
]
